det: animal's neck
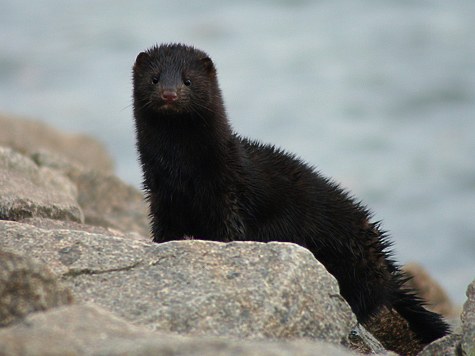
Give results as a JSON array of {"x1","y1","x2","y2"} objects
[{"x1": 137, "y1": 107, "x2": 237, "y2": 188}]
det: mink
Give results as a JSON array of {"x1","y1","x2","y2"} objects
[{"x1": 132, "y1": 43, "x2": 450, "y2": 349}]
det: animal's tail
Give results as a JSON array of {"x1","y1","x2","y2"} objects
[{"x1": 393, "y1": 288, "x2": 451, "y2": 344}]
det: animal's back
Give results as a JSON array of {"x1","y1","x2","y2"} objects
[{"x1": 237, "y1": 137, "x2": 395, "y2": 321}]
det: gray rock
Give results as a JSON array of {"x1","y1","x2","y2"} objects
[
  {"x1": 67, "y1": 167, "x2": 149, "y2": 237},
  {"x1": 460, "y1": 278, "x2": 475, "y2": 356},
  {"x1": 0, "y1": 113, "x2": 114, "y2": 173},
  {"x1": 0, "y1": 303, "x2": 360, "y2": 356},
  {"x1": 417, "y1": 333, "x2": 462, "y2": 356},
  {"x1": 0, "y1": 220, "x2": 147, "y2": 276},
  {"x1": 20, "y1": 217, "x2": 148, "y2": 241},
  {"x1": 0, "y1": 147, "x2": 84, "y2": 223},
  {"x1": 0, "y1": 220, "x2": 356, "y2": 345},
  {"x1": 418, "y1": 277, "x2": 475, "y2": 356},
  {"x1": 32, "y1": 150, "x2": 150, "y2": 236},
  {"x1": 0, "y1": 249, "x2": 73, "y2": 327},
  {"x1": 102, "y1": 239, "x2": 355, "y2": 345}
]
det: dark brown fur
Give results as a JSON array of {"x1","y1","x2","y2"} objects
[{"x1": 132, "y1": 43, "x2": 450, "y2": 350}]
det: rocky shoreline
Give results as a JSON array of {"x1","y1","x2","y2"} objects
[{"x1": 0, "y1": 114, "x2": 472, "y2": 356}]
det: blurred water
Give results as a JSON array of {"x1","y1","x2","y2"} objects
[{"x1": 1, "y1": 0, "x2": 474, "y2": 304}]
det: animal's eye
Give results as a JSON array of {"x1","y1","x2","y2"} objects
[
  {"x1": 152, "y1": 77, "x2": 159, "y2": 84},
  {"x1": 184, "y1": 79, "x2": 191, "y2": 86}
]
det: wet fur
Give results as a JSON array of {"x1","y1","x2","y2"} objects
[{"x1": 133, "y1": 43, "x2": 450, "y2": 345}]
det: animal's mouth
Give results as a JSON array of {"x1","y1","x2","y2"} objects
[{"x1": 159, "y1": 102, "x2": 180, "y2": 112}]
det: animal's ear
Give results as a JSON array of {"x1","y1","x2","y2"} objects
[
  {"x1": 134, "y1": 52, "x2": 150, "y2": 70},
  {"x1": 201, "y1": 57, "x2": 216, "y2": 76}
]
